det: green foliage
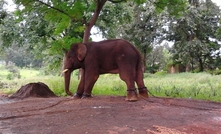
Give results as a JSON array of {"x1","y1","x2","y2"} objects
[
  {"x1": 154, "y1": 0, "x2": 187, "y2": 17},
  {"x1": 146, "y1": 46, "x2": 172, "y2": 72},
  {"x1": 6, "y1": 64, "x2": 21, "y2": 80},
  {"x1": 146, "y1": 65, "x2": 158, "y2": 74},
  {"x1": 154, "y1": 71, "x2": 167, "y2": 75},
  {"x1": 5, "y1": 1, "x2": 85, "y2": 69},
  {"x1": 2, "y1": 0, "x2": 220, "y2": 75},
  {"x1": 2, "y1": 0, "x2": 190, "y2": 74},
  {"x1": 96, "y1": 1, "x2": 132, "y2": 39},
  {"x1": 50, "y1": 36, "x2": 82, "y2": 54},
  {"x1": 168, "y1": 1, "x2": 221, "y2": 72},
  {"x1": 6, "y1": 73, "x2": 21, "y2": 80},
  {"x1": 0, "y1": 13, "x2": 19, "y2": 50},
  {"x1": 207, "y1": 68, "x2": 221, "y2": 75},
  {"x1": 117, "y1": 1, "x2": 167, "y2": 69},
  {"x1": 134, "y1": 0, "x2": 146, "y2": 4}
]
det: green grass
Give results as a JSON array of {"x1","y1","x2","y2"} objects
[
  {"x1": 145, "y1": 72, "x2": 221, "y2": 102},
  {"x1": 0, "y1": 67, "x2": 221, "y2": 102},
  {"x1": 93, "y1": 74, "x2": 126, "y2": 96},
  {"x1": 0, "y1": 65, "x2": 10, "y2": 80},
  {"x1": 0, "y1": 65, "x2": 40, "y2": 80},
  {"x1": 19, "y1": 69, "x2": 40, "y2": 79}
]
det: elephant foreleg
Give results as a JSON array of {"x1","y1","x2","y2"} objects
[
  {"x1": 82, "y1": 71, "x2": 99, "y2": 99},
  {"x1": 74, "y1": 69, "x2": 85, "y2": 99}
]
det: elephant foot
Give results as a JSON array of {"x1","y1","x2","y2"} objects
[
  {"x1": 125, "y1": 89, "x2": 138, "y2": 102},
  {"x1": 66, "y1": 91, "x2": 73, "y2": 96},
  {"x1": 81, "y1": 93, "x2": 93, "y2": 99},
  {"x1": 138, "y1": 87, "x2": 148, "y2": 98},
  {"x1": 73, "y1": 93, "x2": 82, "y2": 99}
]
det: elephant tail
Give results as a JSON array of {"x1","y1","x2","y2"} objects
[
  {"x1": 128, "y1": 43, "x2": 144, "y2": 73},
  {"x1": 137, "y1": 52, "x2": 145, "y2": 73}
]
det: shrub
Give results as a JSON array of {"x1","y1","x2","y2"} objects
[
  {"x1": 207, "y1": 69, "x2": 221, "y2": 75},
  {"x1": 5, "y1": 63, "x2": 21, "y2": 80},
  {"x1": 154, "y1": 71, "x2": 167, "y2": 75},
  {"x1": 143, "y1": 73, "x2": 152, "y2": 78},
  {"x1": 6, "y1": 72, "x2": 21, "y2": 80},
  {"x1": 7, "y1": 73, "x2": 13, "y2": 80}
]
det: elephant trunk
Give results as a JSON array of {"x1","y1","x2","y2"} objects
[{"x1": 63, "y1": 69, "x2": 73, "y2": 96}]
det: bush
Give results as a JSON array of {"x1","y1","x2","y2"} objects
[
  {"x1": 6, "y1": 63, "x2": 21, "y2": 80},
  {"x1": 154, "y1": 71, "x2": 167, "y2": 75},
  {"x1": 7, "y1": 73, "x2": 13, "y2": 80},
  {"x1": 146, "y1": 65, "x2": 159, "y2": 74},
  {"x1": 192, "y1": 68, "x2": 200, "y2": 73},
  {"x1": 143, "y1": 73, "x2": 153, "y2": 78},
  {"x1": 6, "y1": 73, "x2": 21, "y2": 80},
  {"x1": 207, "y1": 69, "x2": 221, "y2": 75}
]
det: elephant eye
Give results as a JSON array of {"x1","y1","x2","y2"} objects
[{"x1": 67, "y1": 52, "x2": 73, "y2": 57}]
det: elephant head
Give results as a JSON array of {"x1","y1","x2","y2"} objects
[{"x1": 63, "y1": 43, "x2": 87, "y2": 96}]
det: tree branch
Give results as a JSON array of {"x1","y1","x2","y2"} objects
[
  {"x1": 34, "y1": 0, "x2": 73, "y2": 20},
  {"x1": 83, "y1": 0, "x2": 107, "y2": 42},
  {"x1": 108, "y1": 0, "x2": 126, "y2": 3}
]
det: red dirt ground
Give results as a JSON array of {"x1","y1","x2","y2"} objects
[{"x1": 0, "y1": 95, "x2": 221, "y2": 134}]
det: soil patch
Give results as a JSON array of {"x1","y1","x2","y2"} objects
[{"x1": 0, "y1": 96, "x2": 221, "y2": 134}]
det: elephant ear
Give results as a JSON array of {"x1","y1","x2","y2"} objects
[{"x1": 77, "y1": 44, "x2": 87, "y2": 61}]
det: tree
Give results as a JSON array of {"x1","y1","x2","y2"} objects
[
  {"x1": 13, "y1": 0, "x2": 133, "y2": 73},
  {"x1": 0, "y1": 6, "x2": 44, "y2": 68},
  {"x1": 146, "y1": 44, "x2": 172, "y2": 73},
  {"x1": 167, "y1": 0, "x2": 221, "y2": 72},
  {"x1": 95, "y1": 1, "x2": 133, "y2": 39},
  {"x1": 15, "y1": 0, "x2": 132, "y2": 43},
  {"x1": 116, "y1": 1, "x2": 168, "y2": 70},
  {"x1": 0, "y1": 1, "x2": 7, "y2": 24},
  {"x1": 4, "y1": 44, "x2": 43, "y2": 68},
  {"x1": 0, "y1": 0, "x2": 188, "y2": 73},
  {"x1": 15, "y1": 0, "x2": 187, "y2": 43}
]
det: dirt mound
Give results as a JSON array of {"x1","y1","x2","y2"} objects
[{"x1": 9, "y1": 82, "x2": 57, "y2": 99}]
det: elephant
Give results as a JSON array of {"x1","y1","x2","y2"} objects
[{"x1": 63, "y1": 39, "x2": 148, "y2": 101}]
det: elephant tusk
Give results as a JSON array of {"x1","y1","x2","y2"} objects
[{"x1": 63, "y1": 69, "x2": 69, "y2": 73}]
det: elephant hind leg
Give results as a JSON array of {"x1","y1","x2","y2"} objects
[
  {"x1": 138, "y1": 87, "x2": 148, "y2": 98},
  {"x1": 118, "y1": 69, "x2": 138, "y2": 101},
  {"x1": 135, "y1": 69, "x2": 148, "y2": 98},
  {"x1": 125, "y1": 88, "x2": 138, "y2": 102}
]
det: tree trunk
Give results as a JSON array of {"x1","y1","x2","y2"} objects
[
  {"x1": 83, "y1": 0, "x2": 107, "y2": 43},
  {"x1": 142, "y1": 48, "x2": 147, "y2": 73},
  {"x1": 79, "y1": 0, "x2": 107, "y2": 79},
  {"x1": 60, "y1": 55, "x2": 66, "y2": 76},
  {"x1": 198, "y1": 58, "x2": 204, "y2": 72}
]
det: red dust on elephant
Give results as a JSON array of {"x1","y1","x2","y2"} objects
[{"x1": 63, "y1": 39, "x2": 148, "y2": 101}]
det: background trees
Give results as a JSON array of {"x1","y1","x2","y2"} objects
[
  {"x1": 117, "y1": 1, "x2": 169, "y2": 71},
  {"x1": 0, "y1": 0, "x2": 220, "y2": 74},
  {"x1": 167, "y1": 0, "x2": 221, "y2": 72}
]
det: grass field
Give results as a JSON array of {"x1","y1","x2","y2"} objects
[
  {"x1": 0, "y1": 66, "x2": 221, "y2": 102},
  {"x1": 145, "y1": 72, "x2": 221, "y2": 102}
]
